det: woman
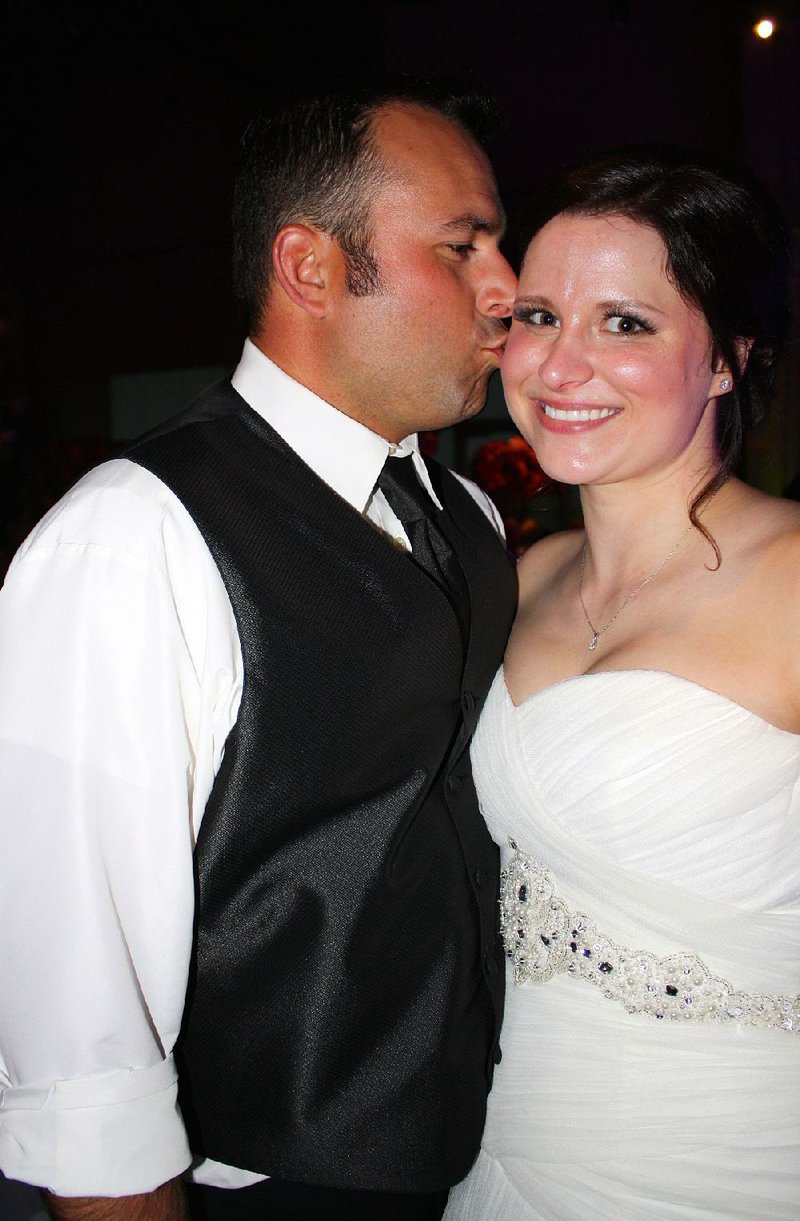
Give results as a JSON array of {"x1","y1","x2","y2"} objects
[{"x1": 446, "y1": 148, "x2": 799, "y2": 1219}]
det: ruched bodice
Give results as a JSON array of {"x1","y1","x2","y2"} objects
[{"x1": 446, "y1": 669, "x2": 800, "y2": 1220}]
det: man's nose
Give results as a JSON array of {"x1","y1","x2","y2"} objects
[{"x1": 477, "y1": 251, "x2": 517, "y2": 319}]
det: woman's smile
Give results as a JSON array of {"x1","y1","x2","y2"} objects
[{"x1": 538, "y1": 399, "x2": 621, "y2": 428}]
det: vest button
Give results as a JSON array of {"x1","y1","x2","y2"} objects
[
  {"x1": 461, "y1": 690, "x2": 476, "y2": 715},
  {"x1": 474, "y1": 867, "x2": 487, "y2": 888},
  {"x1": 484, "y1": 950, "x2": 498, "y2": 976},
  {"x1": 493, "y1": 1043, "x2": 503, "y2": 1065},
  {"x1": 447, "y1": 773, "x2": 464, "y2": 796}
]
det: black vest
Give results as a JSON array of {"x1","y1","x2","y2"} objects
[{"x1": 127, "y1": 380, "x2": 517, "y2": 1191}]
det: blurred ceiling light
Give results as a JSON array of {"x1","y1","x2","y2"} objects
[{"x1": 754, "y1": 18, "x2": 776, "y2": 38}]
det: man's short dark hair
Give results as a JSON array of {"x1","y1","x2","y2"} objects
[{"x1": 232, "y1": 77, "x2": 499, "y2": 334}]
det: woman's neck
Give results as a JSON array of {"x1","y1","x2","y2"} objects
[{"x1": 577, "y1": 467, "x2": 729, "y2": 589}]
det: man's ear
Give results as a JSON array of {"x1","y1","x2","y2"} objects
[{"x1": 271, "y1": 224, "x2": 340, "y2": 318}]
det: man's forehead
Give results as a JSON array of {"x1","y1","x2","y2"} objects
[
  {"x1": 371, "y1": 100, "x2": 487, "y2": 169},
  {"x1": 370, "y1": 103, "x2": 502, "y2": 220}
]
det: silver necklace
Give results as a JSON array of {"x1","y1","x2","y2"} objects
[{"x1": 578, "y1": 526, "x2": 691, "y2": 652}]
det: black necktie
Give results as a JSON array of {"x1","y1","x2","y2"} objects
[{"x1": 377, "y1": 455, "x2": 470, "y2": 638}]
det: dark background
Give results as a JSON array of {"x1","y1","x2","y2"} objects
[
  {"x1": 0, "y1": 0, "x2": 798, "y2": 557},
  {"x1": 0, "y1": 2, "x2": 798, "y2": 1212}
]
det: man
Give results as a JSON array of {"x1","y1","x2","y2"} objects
[{"x1": 0, "y1": 80, "x2": 517, "y2": 1220}]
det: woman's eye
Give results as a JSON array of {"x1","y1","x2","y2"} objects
[
  {"x1": 606, "y1": 314, "x2": 652, "y2": 335},
  {"x1": 513, "y1": 307, "x2": 559, "y2": 327}
]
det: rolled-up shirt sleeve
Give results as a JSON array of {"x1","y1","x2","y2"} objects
[{"x1": 0, "y1": 459, "x2": 242, "y2": 1196}]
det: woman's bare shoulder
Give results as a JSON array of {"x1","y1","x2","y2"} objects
[
  {"x1": 746, "y1": 484, "x2": 800, "y2": 523},
  {"x1": 725, "y1": 484, "x2": 800, "y2": 564},
  {"x1": 713, "y1": 487, "x2": 800, "y2": 731}
]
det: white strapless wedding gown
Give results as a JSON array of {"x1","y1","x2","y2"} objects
[{"x1": 445, "y1": 669, "x2": 800, "y2": 1220}]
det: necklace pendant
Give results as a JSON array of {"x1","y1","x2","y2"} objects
[{"x1": 588, "y1": 633, "x2": 599, "y2": 652}]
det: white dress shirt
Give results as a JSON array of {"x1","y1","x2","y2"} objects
[{"x1": 0, "y1": 340, "x2": 502, "y2": 1196}]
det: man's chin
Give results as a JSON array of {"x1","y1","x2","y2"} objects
[
  {"x1": 412, "y1": 375, "x2": 494, "y2": 434},
  {"x1": 428, "y1": 404, "x2": 485, "y2": 435},
  {"x1": 460, "y1": 378, "x2": 495, "y2": 422}
]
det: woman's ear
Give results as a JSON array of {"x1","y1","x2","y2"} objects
[
  {"x1": 713, "y1": 337, "x2": 754, "y2": 395},
  {"x1": 271, "y1": 224, "x2": 340, "y2": 318}
]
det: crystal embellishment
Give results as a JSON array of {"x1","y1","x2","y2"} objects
[{"x1": 499, "y1": 841, "x2": 800, "y2": 1034}]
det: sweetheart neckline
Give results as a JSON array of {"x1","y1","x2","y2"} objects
[{"x1": 499, "y1": 665, "x2": 800, "y2": 742}]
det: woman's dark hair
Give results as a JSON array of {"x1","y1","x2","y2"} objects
[
  {"x1": 518, "y1": 146, "x2": 791, "y2": 562},
  {"x1": 233, "y1": 76, "x2": 499, "y2": 335}
]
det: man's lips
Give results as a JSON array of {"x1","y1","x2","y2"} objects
[{"x1": 483, "y1": 336, "x2": 508, "y2": 359}]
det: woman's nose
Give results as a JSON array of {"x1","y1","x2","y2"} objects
[{"x1": 538, "y1": 331, "x2": 593, "y2": 390}]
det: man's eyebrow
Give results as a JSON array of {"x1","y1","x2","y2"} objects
[{"x1": 440, "y1": 211, "x2": 507, "y2": 237}]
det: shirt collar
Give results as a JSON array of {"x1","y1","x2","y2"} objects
[{"x1": 230, "y1": 339, "x2": 442, "y2": 512}]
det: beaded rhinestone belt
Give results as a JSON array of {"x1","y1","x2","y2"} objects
[{"x1": 500, "y1": 841, "x2": 799, "y2": 1034}]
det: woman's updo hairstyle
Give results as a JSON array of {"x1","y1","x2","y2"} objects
[{"x1": 518, "y1": 146, "x2": 790, "y2": 558}]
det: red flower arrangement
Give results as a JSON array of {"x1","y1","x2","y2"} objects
[
  {"x1": 471, "y1": 435, "x2": 550, "y2": 502},
  {"x1": 470, "y1": 435, "x2": 558, "y2": 556}
]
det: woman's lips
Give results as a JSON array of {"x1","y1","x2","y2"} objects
[{"x1": 537, "y1": 400, "x2": 620, "y2": 430}]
